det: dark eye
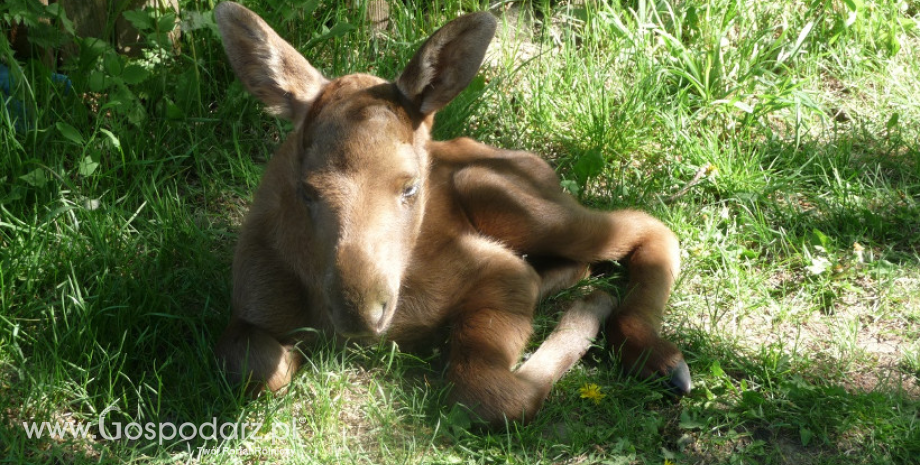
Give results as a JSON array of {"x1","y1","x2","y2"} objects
[
  {"x1": 298, "y1": 184, "x2": 317, "y2": 206},
  {"x1": 401, "y1": 183, "x2": 419, "y2": 200}
]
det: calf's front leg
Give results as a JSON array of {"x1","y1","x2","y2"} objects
[{"x1": 216, "y1": 318, "x2": 301, "y2": 393}]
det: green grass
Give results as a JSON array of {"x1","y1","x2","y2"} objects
[{"x1": 2, "y1": 0, "x2": 919, "y2": 463}]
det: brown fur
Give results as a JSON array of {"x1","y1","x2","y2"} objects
[{"x1": 213, "y1": 2, "x2": 688, "y2": 427}]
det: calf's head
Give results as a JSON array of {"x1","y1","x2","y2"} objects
[{"x1": 214, "y1": 2, "x2": 496, "y2": 338}]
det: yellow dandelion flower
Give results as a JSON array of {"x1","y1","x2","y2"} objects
[
  {"x1": 664, "y1": 460, "x2": 675, "y2": 465},
  {"x1": 579, "y1": 383, "x2": 606, "y2": 404}
]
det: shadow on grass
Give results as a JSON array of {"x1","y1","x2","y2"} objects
[
  {"x1": 760, "y1": 129, "x2": 919, "y2": 256},
  {"x1": 665, "y1": 117, "x2": 915, "y2": 265},
  {"x1": 0, "y1": 201, "x2": 252, "y2": 462},
  {"x1": 656, "y1": 325, "x2": 920, "y2": 464}
]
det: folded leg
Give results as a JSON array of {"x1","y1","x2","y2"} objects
[{"x1": 454, "y1": 155, "x2": 690, "y2": 395}]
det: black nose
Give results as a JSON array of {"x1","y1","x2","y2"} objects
[{"x1": 664, "y1": 360, "x2": 692, "y2": 396}]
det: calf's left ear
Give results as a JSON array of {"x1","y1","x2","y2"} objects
[{"x1": 396, "y1": 12, "x2": 497, "y2": 116}]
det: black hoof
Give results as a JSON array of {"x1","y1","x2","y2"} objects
[{"x1": 664, "y1": 360, "x2": 691, "y2": 396}]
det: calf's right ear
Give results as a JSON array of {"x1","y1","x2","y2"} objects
[{"x1": 214, "y1": 1, "x2": 327, "y2": 122}]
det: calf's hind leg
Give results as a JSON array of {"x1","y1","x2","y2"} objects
[
  {"x1": 446, "y1": 240, "x2": 609, "y2": 426},
  {"x1": 455, "y1": 161, "x2": 690, "y2": 395},
  {"x1": 589, "y1": 209, "x2": 690, "y2": 395}
]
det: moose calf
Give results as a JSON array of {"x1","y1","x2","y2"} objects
[{"x1": 214, "y1": 1, "x2": 690, "y2": 427}]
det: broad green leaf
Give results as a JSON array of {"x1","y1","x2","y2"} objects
[
  {"x1": 80, "y1": 37, "x2": 110, "y2": 62},
  {"x1": 445, "y1": 404, "x2": 472, "y2": 432},
  {"x1": 78, "y1": 155, "x2": 99, "y2": 177},
  {"x1": 45, "y1": 2, "x2": 75, "y2": 35},
  {"x1": 103, "y1": 52, "x2": 123, "y2": 76},
  {"x1": 800, "y1": 427, "x2": 814, "y2": 446},
  {"x1": 19, "y1": 168, "x2": 48, "y2": 188},
  {"x1": 165, "y1": 100, "x2": 185, "y2": 120},
  {"x1": 108, "y1": 85, "x2": 146, "y2": 125},
  {"x1": 121, "y1": 65, "x2": 150, "y2": 85},
  {"x1": 182, "y1": 11, "x2": 216, "y2": 33},
  {"x1": 811, "y1": 228, "x2": 830, "y2": 248},
  {"x1": 573, "y1": 149, "x2": 605, "y2": 182},
  {"x1": 685, "y1": 5, "x2": 699, "y2": 30},
  {"x1": 310, "y1": 22, "x2": 356, "y2": 45},
  {"x1": 127, "y1": 101, "x2": 147, "y2": 126},
  {"x1": 122, "y1": 9, "x2": 153, "y2": 31},
  {"x1": 87, "y1": 70, "x2": 109, "y2": 92},
  {"x1": 55, "y1": 122, "x2": 84, "y2": 144},
  {"x1": 560, "y1": 179, "x2": 580, "y2": 196},
  {"x1": 710, "y1": 360, "x2": 725, "y2": 378},
  {"x1": 679, "y1": 411, "x2": 706, "y2": 430},
  {"x1": 741, "y1": 390, "x2": 764, "y2": 406},
  {"x1": 156, "y1": 13, "x2": 177, "y2": 32},
  {"x1": 0, "y1": 186, "x2": 25, "y2": 205},
  {"x1": 842, "y1": 0, "x2": 863, "y2": 12}
]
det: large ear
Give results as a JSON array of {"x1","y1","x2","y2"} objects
[
  {"x1": 214, "y1": 2, "x2": 327, "y2": 121},
  {"x1": 396, "y1": 12, "x2": 497, "y2": 116}
]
